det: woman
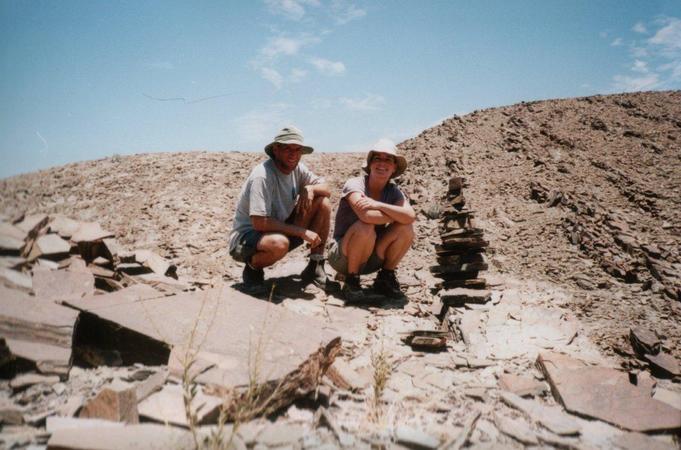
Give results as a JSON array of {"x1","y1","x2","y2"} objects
[{"x1": 329, "y1": 138, "x2": 415, "y2": 301}]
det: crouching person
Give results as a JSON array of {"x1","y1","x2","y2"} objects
[
  {"x1": 329, "y1": 139, "x2": 415, "y2": 302},
  {"x1": 229, "y1": 126, "x2": 331, "y2": 291}
]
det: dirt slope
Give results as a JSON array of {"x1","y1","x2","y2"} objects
[
  {"x1": 398, "y1": 90, "x2": 681, "y2": 360},
  {"x1": 2, "y1": 91, "x2": 680, "y2": 362}
]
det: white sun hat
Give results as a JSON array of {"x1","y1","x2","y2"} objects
[
  {"x1": 264, "y1": 126, "x2": 314, "y2": 158},
  {"x1": 362, "y1": 138, "x2": 407, "y2": 178}
]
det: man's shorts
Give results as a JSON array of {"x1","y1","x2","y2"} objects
[
  {"x1": 230, "y1": 229, "x2": 303, "y2": 264},
  {"x1": 328, "y1": 238, "x2": 383, "y2": 275}
]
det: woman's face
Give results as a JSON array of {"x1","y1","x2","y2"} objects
[{"x1": 369, "y1": 152, "x2": 396, "y2": 179}]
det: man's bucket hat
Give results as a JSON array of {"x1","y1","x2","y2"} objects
[
  {"x1": 363, "y1": 138, "x2": 407, "y2": 178},
  {"x1": 264, "y1": 126, "x2": 314, "y2": 158}
]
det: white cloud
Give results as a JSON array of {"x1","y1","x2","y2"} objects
[
  {"x1": 331, "y1": 0, "x2": 366, "y2": 25},
  {"x1": 610, "y1": 37, "x2": 623, "y2": 46},
  {"x1": 631, "y1": 46, "x2": 648, "y2": 58},
  {"x1": 613, "y1": 73, "x2": 660, "y2": 92},
  {"x1": 233, "y1": 103, "x2": 291, "y2": 145},
  {"x1": 340, "y1": 93, "x2": 385, "y2": 111},
  {"x1": 310, "y1": 57, "x2": 346, "y2": 75},
  {"x1": 261, "y1": 67, "x2": 283, "y2": 89},
  {"x1": 611, "y1": 16, "x2": 681, "y2": 92},
  {"x1": 632, "y1": 59, "x2": 648, "y2": 73},
  {"x1": 633, "y1": 22, "x2": 647, "y2": 34},
  {"x1": 649, "y1": 17, "x2": 681, "y2": 50},
  {"x1": 265, "y1": 0, "x2": 320, "y2": 21},
  {"x1": 261, "y1": 35, "x2": 318, "y2": 59},
  {"x1": 290, "y1": 68, "x2": 308, "y2": 82}
]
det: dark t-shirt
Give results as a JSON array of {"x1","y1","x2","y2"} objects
[{"x1": 333, "y1": 176, "x2": 406, "y2": 240}]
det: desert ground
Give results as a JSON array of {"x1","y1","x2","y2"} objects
[{"x1": 1, "y1": 91, "x2": 680, "y2": 449}]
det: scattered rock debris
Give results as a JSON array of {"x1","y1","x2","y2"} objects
[{"x1": 1, "y1": 91, "x2": 680, "y2": 448}]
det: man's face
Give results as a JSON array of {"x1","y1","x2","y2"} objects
[{"x1": 272, "y1": 143, "x2": 303, "y2": 174}]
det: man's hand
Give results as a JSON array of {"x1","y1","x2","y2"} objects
[
  {"x1": 301, "y1": 229, "x2": 322, "y2": 249},
  {"x1": 355, "y1": 195, "x2": 381, "y2": 212},
  {"x1": 295, "y1": 185, "x2": 314, "y2": 217}
]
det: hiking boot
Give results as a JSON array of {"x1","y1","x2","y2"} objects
[
  {"x1": 242, "y1": 264, "x2": 265, "y2": 288},
  {"x1": 373, "y1": 269, "x2": 402, "y2": 298},
  {"x1": 300, "y1": 258, "x2": 328, "y2": 288},
  {"x1": 342, "y1": 274, "x2": 363, "y2": 303}
]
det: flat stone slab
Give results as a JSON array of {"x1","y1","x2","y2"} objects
[
  {"x1": 494, "y1": 413, "x2": 538, "y2": 445},
  {"x1": 537, "y1": 352, "x2": 681, "y2": 432},
  {"x1": 395, "y1": 425, "x2": 439, "y2": 449},
  {"x1": 16, "y1": 214, "x2": 48, "y2": 238},
  {"x1": 0, "y1": 222, "x2": 27, "y2": 242},
  {"x1": 498, "y1": 374, "x2": 547, "y2": 397},
  {"x1": 0, "y1": 234, "x2": 24, "y2": 252},
  {"x1": 440, "y1": 288, "x2": 491, "y2": 306},
  {"x1": 10, "y1": 373, "x2": 60, "y2": 391},
  {"x1": 46, "y1": 423, "x2": 194, "y2": 449},
  {"x1": 0, "y1": 285, "x2": 78, "y2": 375},
  {"x1": 64, "y1": 285, "x2": 340, "y2": 388},
  {"x1": 653, "y1": 388, "x2": 681, "y2": 411},
  {"x1": 46, "y1": 416, "x2": 124, "y2": 433},
  {"x1": 138, "y1": 383, "x2": 220, "y2": 427},
  {"x1": 27, "y1": 234, "x2": 71, "y2": 260},
  {"x1": 32, "y1": 267, "x2": 95, "y2": 301},
  {"x1": 500, "y1": 391, "x2": 581, "y2": 436},
  {"x1": 645, "y1": 352, "x2": 680, "y2": 377},
  {"x1": 49, "y1": 216, "x2": 81, "y2": 239},
  {"x1": 0, "y1": 268, "x2": 32, "y2": 290},
  {"x1": 70, "y1": 222, "x2": 114, "y2": 243}
]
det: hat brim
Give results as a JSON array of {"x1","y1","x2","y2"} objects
[
  {"x1": 362, "y1": 150, "x2": 407, "y2": 178},
  {"x1": 265, "y1": 142, "x2": 314, "y2": 158}
]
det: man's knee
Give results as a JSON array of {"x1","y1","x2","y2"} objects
[
  {"x1": 259, "y1": 234, "x2": 290, "y2": 259},
  {"x1": 312, "y1": 195, "x2": 331, "y2": 217}
]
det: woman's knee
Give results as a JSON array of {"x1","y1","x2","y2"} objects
[
  {"x1": 350, "y1": 221, "x2": 376, "y2": 240},
  {"x1": 391, "y1": 222, "x2": 414, "y2": 241}
]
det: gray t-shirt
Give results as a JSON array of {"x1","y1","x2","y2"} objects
[
  {"x1": 229, "y1": 158, "x2": 323, "y2": 251},
  {"x1": 333, "y1": 176, "x2": 406, "y2": 240}
]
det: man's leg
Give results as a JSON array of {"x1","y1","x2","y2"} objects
[
  {"x1": 373, "y1": 223, "x2": 414, "y2": 297},
  {"x1": 250, "y1": 234, "x2": 290, "y2": 268},
  {"x1": 294, "y1": 195, "x2": 331, "y2": 285},
  {"x1": 292, "y1": 195, "x2": 331, "y2": 254}
]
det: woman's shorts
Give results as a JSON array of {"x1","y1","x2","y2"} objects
[{"x1": 327, "y1": 238, "x2": 383, "y2": 275}]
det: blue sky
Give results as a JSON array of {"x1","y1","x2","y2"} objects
[{"x1": 1, "y1": 1, "x2": 680, "y2": 178}]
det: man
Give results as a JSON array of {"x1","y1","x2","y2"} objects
[
  {"x1": 328, "y1": 138, "x2": 415, "y2": 301},
  {"x1": 229, "y1": 126, "x2": 331, "y2": 290}
]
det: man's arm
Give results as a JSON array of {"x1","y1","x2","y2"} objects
[{"x1": 296, "y1": 183, "x2": 331, "y2": 216}]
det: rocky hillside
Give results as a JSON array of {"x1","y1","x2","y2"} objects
[{"x1": 398, "y1": 90, "x2": 681, "y2": 359}]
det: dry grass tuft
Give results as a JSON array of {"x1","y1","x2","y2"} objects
[{"x1": 368, "y1": 340, "x2": 392, "y2": 424}]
